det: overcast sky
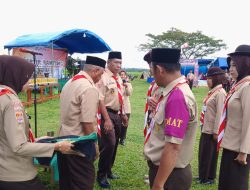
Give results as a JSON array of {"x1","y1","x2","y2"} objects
[{"x1": 0, "y1": 0, "x2": 249, "y2": 68}]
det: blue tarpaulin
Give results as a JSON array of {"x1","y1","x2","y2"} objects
[
  {"x1": 211, "y1": 57, "x2": 228, "y2": 68},
  {"x1": 4, "y1": 29, "x2": 111, "y2": 54}
]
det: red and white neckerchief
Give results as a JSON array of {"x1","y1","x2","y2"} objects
[
  {"x1": 96, "y1": 108, "x2": 102, "y2": 137},
  {"x1": 71, "y1": 74, "x2": 102, "y2": 136},
  {"x1": 112, "y1": 76, "x2": 124, "y2": 114},
  {"x1": 217, "y1": 78, "x2": 250, "y2": 150},
  {"x1": 144, "y1": 82, "x2": 159, "y2": 137},
  {"x1": 0, "y1": 87, "x2": 13, "y2": 96},
  {"x1": 71, "y1": 74, "x2": 87, "y2": 81},
  {"x1": 29, "y1": 128, "x2": 35, "y2": 142},
  {"x1": 144, "y1": 79, "x2": 187, "y2": 144},
  {"x1": 200, "y1": 86, "x2": 223, "y2": 126}
]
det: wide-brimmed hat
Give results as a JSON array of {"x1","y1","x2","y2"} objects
[
  {"x1": 228, "y1": 45, "x2": 250, "y2": 56},
  {"x1": 207, "y1": 67, "x2": 225, "y2": 77}
]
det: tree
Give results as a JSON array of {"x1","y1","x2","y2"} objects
[
  {"x1": 138, "y1": 28, "x2": 227, "y2": 59},
  {"x1": 65, "y1": 56, "x2": 80, "y2": 77}
]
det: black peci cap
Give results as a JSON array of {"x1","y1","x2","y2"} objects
[
  {"x1": 151, "y1": 48, "x2": 181, "y2": 64},
  {"x1": 86, "y1": 56, "x2": 106, "y2": 68},
  {"x1": 108, "y1": 51, "x2": 122, "y2": 59},
  {"x1": 143, "y1": 51, "x2": 152, "y2": 63}
]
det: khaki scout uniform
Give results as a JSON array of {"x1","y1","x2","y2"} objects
[
  {"x1": 144, "y1": 76, "x2": 198, "y2": 188},
  {"x1": 95, "y1": 68, "x2": 125, "y2": 179},
  {"x1": 219, "y1": 76, "x2": 250, "y2": 190},
  {"x1": 0, "y1": 85, "x2": 54, "y2": 182},
  {"x1": 59, "y1": 71, "x2": 99, "y2": 136},
  {"x1": 198, "y1": 84, "x2": 226, "y2": 183},
  {"x1": 96, "y1": 68, "x2": 124, "y2": 111},
  {"x1": 202, "y1": 84, "x2": 226, "y2": 135},
  {"x1": 122, "y1": 82, "x2": 133, "y2": 114},
  {"x1": 221, "y1": 76, "x2": 250, "y2": 153},
  {"x1": 58, "y1": 71, "x2": 99, "y2": 190},
  {"x1": 120, "y1": 82, "x2": 133, "y2": 142}
]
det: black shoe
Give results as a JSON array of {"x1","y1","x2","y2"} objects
[
  {"x1": 107, "y1": 173, "x2": 120, "y2": 179},
  {"x1": 200, "y1": 179, "x2": 215, "y2": 185},
  {"x1": 97, "y1": 178, "x2": 111, "y2": 188},
  {"x1": 120, "y1": 140, "x2": 125, "y2": 146}
]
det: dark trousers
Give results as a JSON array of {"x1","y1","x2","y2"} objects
[
  {"x1": 148, "y1": 161, "x2": 192, "y2": 190},
  {"x1": 0, "y1": 177, "x2": 45, "y2": 190},
  {"x1": 57, "y1": 153, "x2": 95, "y2": 190},
  {"x1": 97, "y1": 110, "x2": 121, "y2": 179},
  {"x1": 198, "y1": 133, "x2": 218, "y2": 182},
  {"x1": 120, "y1": 114, "x2": 130, "y2": 141},
  {"x1": 218, "y1": 149, "x2": 250, "y2": 190},
  {"x1": 188, "y1": 80, "x2": 193, "y2": 90}
]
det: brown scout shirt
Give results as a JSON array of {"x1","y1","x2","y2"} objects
[
  {"x1": 122, "y1": 82, "x2": 133, "y2": 114},
  {"x1": 221, "y1": 76, "x2": 250, "y2": 154},
  {"x1": 96, "y1": 68, "x2": 124, "y2": 111},
  {"x1": 0, "y1": 85, "x2": 54, "y2": 181},
  {"x1": 202, "y1": 85, "x2": 226, "y2": 135},
  {"x1": 144, "y1": 76, "x2": 198, "y2": 168},
  {"x1": 59, "y1": 71, "x2": 99, "y2": 136}
]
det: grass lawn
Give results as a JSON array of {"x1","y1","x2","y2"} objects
[{"x1": 20, "y1": 78, "x2": 246, "y2": 190}]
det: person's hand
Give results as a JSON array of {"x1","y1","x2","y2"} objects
[
  {"x1": 148, "y1": 97, "x2": 158, "y2": 110},
  {"x1": 121, "y1": 114, "x2": 128, "y2": 126},
  {"x1": 151, "y1": 183, "x2": 164, "y2": 190},
  {"x1": 213, "y1": 133, "x2": 218, "y2": 141},
  {"x1": 55, "y1": 141, "x2": 74, "y2": 154},
  {"x1": 104, "y1": 119, "x2": 113, "y2": 133},
  {"x1": 123, "y1": 83, "x2": 128, "y2": 88},
  {"x1": 234, "y1": 152, "x2": 247, "y2": 165}
]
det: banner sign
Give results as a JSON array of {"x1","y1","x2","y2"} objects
[{"x1": 13, "y1": 47, "x2": 68, "y2": 78}]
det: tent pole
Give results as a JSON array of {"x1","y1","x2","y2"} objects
[
  {"x1": 51, "y1": 42, "x2": 54, "y2": 77},
  {"x1": 32, "y1": 54, "x2": 38, "y2": 137}
]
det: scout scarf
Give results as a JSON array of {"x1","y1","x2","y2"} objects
[
  {"x1": 217, "y1": 77, "x2": 250, "y2": 150},
  {"x1": 200, "y1": 86, "x2": 223, "y2": 126},
  {"x1": 112, "y1": 76, "x2": 124, "y2": 114},
  {"x1": 144, "y1": 82, "x2": 159, "y2": 137},
  {"x1": 144, "y1": 79, "x2": 187, "y2": 144}
]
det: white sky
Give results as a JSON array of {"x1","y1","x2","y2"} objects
[{"x1": 0, "y1": 0, "x2": 249, "y2": 68}]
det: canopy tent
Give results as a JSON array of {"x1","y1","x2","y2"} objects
[
  {"x1": 211, "y1": 57, "x2": 228, "y2": 69},
  {"x1": 4, "y1": 28, "x2": 111, "y2": 54}
]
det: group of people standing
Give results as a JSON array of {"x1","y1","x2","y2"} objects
[
  {"x1": 143, "y1": 45, "x2": 250, "y2": 190},
  {"x1": 0, "y1": 44, "x2": 250, "y2": 190},
  {"x1": 0, "y1": 52, "x2": 133, "y2": 190}
]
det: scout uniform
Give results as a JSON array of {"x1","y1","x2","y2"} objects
[
  {"x1": 0, "y1": 85, "x2": 55, "y2": 189},
  {"x1": 96, "y1": 51, "x2": 125, "y2": 187},
  {"x1": 144, "y1": 48, "x2": 198, "y2": 190},
  {"x1": 57, "y1": 56, "x2": 106, "y2": 190},
  {"x1": 120, "y1": 81, "x2": 133, "y2": 144},
  {"x1": 198, "y1": 82, "x2": 226, "y2": 183},
  {"x1": 218, "y1": 76, "x2": 250, "y2": 190}
]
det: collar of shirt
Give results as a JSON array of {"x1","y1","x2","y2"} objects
[
  {"x1": 209, "y1": 84, "x2": 223, "y2": 94},
  {"x1": 234, "y1": 75, "x2": 250, "y2": 91},
  {"x1": 105, "y1": 68, "x2": 116, "y2": 77},
  {"x1": 0, "y1": 85, "x2": 18, "y2": 96},
  {"x1": 162, "y1": 76, "x2": 186, "y2": 97},
  {"x1": 78, "y1": 71, "x2": 95, "y2": 86}
]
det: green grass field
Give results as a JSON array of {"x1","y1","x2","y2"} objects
[{"x1": 20, "y1": 78, "x2": 245, "y2": 190}]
